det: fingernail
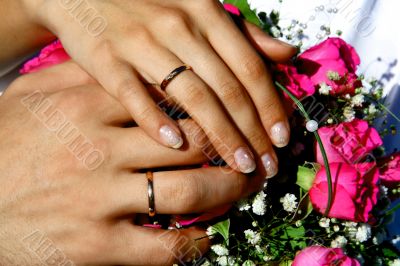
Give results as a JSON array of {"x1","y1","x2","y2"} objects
[
  {"x1": 270, "y1": 122, "x2": 290, "y2": 147},
  {"x1": 159, "y1": 125, "x2": 183, "y2": 149},
  {"x1": 261, "y1": 153, "x2": 278, "y2": 179},
  {"x1": 234, "y1": 147, "x2": 256, "y2": 174}
]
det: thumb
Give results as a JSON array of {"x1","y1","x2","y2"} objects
[
  {"x1": 242, "y1": 20, "x2": 298, "y2": 62},
  {"x1": 6, "y1": 60, "x2": 96, "y2": 96}
]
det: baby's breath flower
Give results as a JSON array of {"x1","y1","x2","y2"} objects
[
  {"x1": 368, "y1": 104, "x2": 377, "y2": 115},
  {"x1": 333, "y1": 225, "x2": 340, "y2": 232},
  {"x1": 252, "y1": 221, "x2": 258, "y2": 227},
  {"x1": 242, "y1": 260, "x2": 256, "y2": 266},
  {"x1": 244, "y1": 229, "x2": 261, "y2": 245},
  {"x1": 372, "y1": 231, "x2": 386, "y2": 245},
  {"x1": 389, "y1": 259, "x2": 400, "y2": 266},
  {"x1": 216, "y1": 256, "x2": 228, "y2": 266},
  {"x1": 331, "y1": 235, "x2": 348, "y2": 248},
  {"x1": 361, "y1": 86, "x2": 371, "y2": 94},
  {"x1": 280, "y1": 193, "x2": 298, "y2": 213},
  {"x1": 252, "y1": 191, "x2": 267, "y2": 215},
  {"x1": 211, "y1": 244, "x2": 229, "y2": 256},
  {"x1": 263, "y1": 255, "x2": 273, "y2": 262},
  {"x1": 319, "y1": 217, "x2": 330, "y2": 228},
  {"x1": 351, "y1": 94, "x2": 365, "y2": 107},
  {"x1": 327, "y1": 118, "x2": 334, "y2": 124},
  {"x1": 343, "y1": 221, "x2": 358, "y2": 228},
  {"x1": 343, "y1": 106, "x2": 356, "y2": 121},
  {"x1": 206, "y1": 226, "x2": 216, "y2": 239},
  {"x1": 295, "y1": 220, "x2": 303, "y2": 227},
  {"x1": 270, "y1": 26, "x2": 281, "y2": 38},
  {"x1": 355, "y1": 223, "x2": 372, "y2": 243},
  {"x1": 327, "y1": 71, "x2": 341, "y2": 80},
  {"x1": 319, "y1": 82, "x2": 332, "y2": 95},
  {"x1": 201, "y1": 260, "x2": 212, "y2": 266},
  {"x1": 237, "y1": 199, "x2": 251, "y2": 212}
]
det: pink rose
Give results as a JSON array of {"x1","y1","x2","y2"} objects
[
  {"x1": 379, "y1": 153, "x2": 400, "y2": 185},
  {"x1": 316, "y1": 119, "x2": 383, "y2": 166},
  {"x1": 297, "y1": 37, "x2": 361, "y2": 95},
  {"x1": 275, "y1": 63, "x2": 316, "y2": 100},
  {"x1": 309, "y1": 162, "x2": 379, "y2": 222},
  {"x1": 223, "y1": 3, "x2": 241, "y2": 16},
  {"x1": 293, "y1": 246, "x2": 360, "y2": 266},
  {"x1": 275, "y1": 38, "x2": 362, "y2": 99}
]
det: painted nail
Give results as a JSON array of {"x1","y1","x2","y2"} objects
[
  {"x1": 261, "y1": 153, "x2": 278, "y2": 179},
  {"x1": 159, "y1": 125, "x2": 183, "y2": 149},
  {"x1": 270, "y1": 122, "x2": 290, "y2": 147},
  {"x1": 234, "y1": 147, "x2": 256, "y2": 174}
]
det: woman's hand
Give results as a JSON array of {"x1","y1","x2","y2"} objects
[
  {"x1": 22, "y1": 0, "x2": 296, "y2": 177},
  {"x1": 0, "y1": 66, "x2": 256, "y2": 265}
]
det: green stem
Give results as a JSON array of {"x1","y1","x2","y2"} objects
[{"x1": 275, "y1": 82, "x2": 333, "y2": 216}]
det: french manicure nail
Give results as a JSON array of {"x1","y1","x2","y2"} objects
[
  {"x1": 234, "y1": 147, "x2": 256, "y2": 174},
  {"x1": 159, "y1": 125, "x2": 183, "y2": 149},
  {"x1": 261, "y1": 153, "x2": 278, "y2": 179},
  {"x1": 270, "y1": 122, "x2": 290, "y2": 147}
]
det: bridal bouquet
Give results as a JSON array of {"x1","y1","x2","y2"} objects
[
  {"x1": 18, "y1": 1, "x2": 400, "y2": 265},
  {"x1": 197, "y1": 1, "x2": 400, "y2": 266}
]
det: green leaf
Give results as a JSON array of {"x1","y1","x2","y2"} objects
[
  {"x1": 382, "y1": 247, "x2": 400, "y2": 259},
  {"x1": 290, "y1": 240, "x2": 307, "y2": 250},
  {"x1": 286, "y1": 226, "x2": 306, "y2": 238},
  {"x1": 296, "y1": 166, "x2": 316, "y2": 191},
  {"x1": 223, "y1": 0, "x2": 261, "y2": 27},
  {"x1": 211, "y1": 219, "x2": 230, "y2": 245},
  {"x1": 279, "y1": 260, "x2": 293, "y2": 266}
]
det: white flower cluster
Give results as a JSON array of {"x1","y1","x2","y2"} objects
[
  {"x1": 252, "y1": 191, "x2": 267, "y2": 216},
  {"x1": 211, "y1": 244, "x2": 229, "y2": 256},
  {"x1": 390, "y1": 259, "x2": 400, "y2": 266},
  {"x1": 280, "y1": 193, "x2": 298, "y2": 213},
  {"x1": 319, "y1": 217, "x2": 330, "y2": 228},
  {"x1": 244, "y1": 229, "x2": 261, "y2": 245},
  {"x1": 331, "y1": 235, "x2": 348, "y2": 248},
  {"x1": 355, "y1": 223, "x2": 372, "y2": 243},
  {"x1": 319, "y1": 82, "x2": 332, "y2": 95},
  {"x1": 351, "y1": 94, "x2": 365, "y2": 107}
]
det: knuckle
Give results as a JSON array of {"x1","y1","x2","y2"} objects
[
  {"x1": 179, "y1": 119, "x2": 209, "y2": 150},
  {"x1": 183, "y1": 84, "x2": 208, "y2": 108},
  {"x1": 173, "y1": 175, "x2": 206, "y2": 213},
  {"x1": 130, "y1": 28, "x2": 154, "y2": 45},
  {"x1": 92, "y1": 39, "x2": 117, "y2": 59},
  {"x1": 232, "y1": 173, "x2": 248, "y2": 198},
  {"x1": 218, "y1": 81, "x2": 247, "y2": 108},
  {"x1": 115, "y1": 80, "x2": 139, "y2": 101},
  {"x1": 241, "y1": 57, "x2": 266, "y2": 81},
  {"x1": 196, "y1": 0, "x2": 220, "y2": 11},
  {"x1": 246, "y1": 127, "x2": 268, "y2": 149},
  {"x1": 259, "y1": 98, "x2": 282, "y2": 121},
  {"x1": 160, "y1": 9, "x2": 190, "y2": 31}
]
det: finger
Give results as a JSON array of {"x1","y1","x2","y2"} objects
[
  {"x1": 199, "y1": 9, "x2": 291, "y2": 148},
  {"x1": 88, "y1": 53, "x2": 184, "y2": 149},
  {"x1": 124, "y1": 44, "x2": 257, "y2": 174},
  {"x1": 5, "y1": 60, "x2": 95, "y2": 97},
  {"x1": 105, "y1": 167, "x2": 248, "y2": 215},
  {"x1": 163, "y1": 28, "x2": 278, "y2": 178},
  {"x1": 241, "y1": 20, "x2": 298, "y2": 62},
  {"x1": 106, "y1": 223, "x2": 209, "y2": 265},
  {"x1": 109, "y1": 119, "x2": 216, "y2": 169}
]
